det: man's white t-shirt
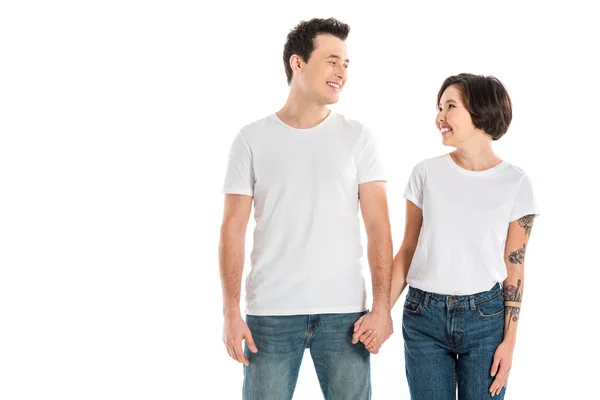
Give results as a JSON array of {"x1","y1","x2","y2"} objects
[
  {"x1": 222, "y1": 111, "x2": 386, "y2": 315},
  {"x1": 404, "y1": 154, "x2": 540, "y2": 295}
]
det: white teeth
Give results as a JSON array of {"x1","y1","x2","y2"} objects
[
  {"x1": 327, "y1": 82, "x2": 340, "y2": 89},
  {"x1": 441, "y1": 127, "x2": 452, "y2": 133}
]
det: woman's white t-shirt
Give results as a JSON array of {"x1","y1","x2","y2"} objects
[{"x1": 404, "y1": 154, "x2": 540, "y2": 295}]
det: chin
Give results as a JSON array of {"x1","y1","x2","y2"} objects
[
  {"x1": 442, "y1": 137, "x2": 454, "y2": 147},
  {"x1": 324, "y1": 95, "x2": 340, "y2": 105}
]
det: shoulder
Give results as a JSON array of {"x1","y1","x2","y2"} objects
[
  {"x1": 332, "y1": 113, "x2": 372, "y2": 143},
  {"x1": 500, "y1": 162, "x2": 534, "y2": 185},
  {"x1": 412, "y1": 154, "x2": 448, "y2": 173},
  {"x1": 230, "y1": 114, "x2": 285, "y2": 153},
  {"x1": 236, "y1": 114, "x2": 277, "y2": 142}
]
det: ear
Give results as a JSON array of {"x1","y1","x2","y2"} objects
[{"x1": 289, "y1": 54, "x2": 302, "y2": 74}]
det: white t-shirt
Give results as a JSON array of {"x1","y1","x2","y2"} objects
[
  {"x1": 404, "y1": 154, "x2": 540, "y2": 295},
  {"x1": 222, "y1": 111, "x2": 386, "y2": 315}
]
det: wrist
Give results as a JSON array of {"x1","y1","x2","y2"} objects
[
  {"x1": 223, "y1": 306, "x2": 242, "y2": 318},
  {"x1": 371, "y1": 303, "x2": 391, "y2": 314},
  {"x1": 502, "y1": 335, "x2": 517, "y2": 347}
]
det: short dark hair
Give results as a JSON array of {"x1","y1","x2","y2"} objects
[
  {"x1": 283, "y1": 18, "x2": 350, "y2": 85},
  {"x1": 437, "y1": 73, "x2": 513, "y2": 140}
]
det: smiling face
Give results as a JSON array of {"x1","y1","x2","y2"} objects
[
  {"x1": 294, "y1": 34, "x2": 349, "y2": 105},
  {"x1": 436, "y1": 85, "x2": 479, "y2": 147}
]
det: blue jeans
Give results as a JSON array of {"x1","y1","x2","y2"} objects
[
  {"x1": 403, "y1": 283, "x2": 506, "y2": 400},
  {"x1": 243, "y1": 311, "x2": 371, "y2": 400}
]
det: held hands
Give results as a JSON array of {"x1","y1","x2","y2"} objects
[
  {"x1": 352, "y1": 310, "x2": 393, "y2": 354},
  {"x1": 222, "y1": 314, "x2": 258, "y2": 366}
]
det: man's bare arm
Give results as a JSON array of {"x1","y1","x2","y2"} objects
[
  {"x1": 359, "y1": 181, "x2": 393, "y2": 313},
  {"x1": 351, "y1": 181, "x2": 393, "y2": 352},
  {"x1": 219, "y1": 194, "x2": 252, "y2": 316},
  {"x1": 219, "y1": 194, "x2": 256, "y2": 365}
]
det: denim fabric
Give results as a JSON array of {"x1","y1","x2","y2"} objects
[
  {"x1": 403, "y1": 283, "x2": 506, "y2": 400},
  {"x1": 243, "y1": 311, "x2": 370, "y2": 400}
]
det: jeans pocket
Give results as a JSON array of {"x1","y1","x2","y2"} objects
[
  {"x1": 403, "y1": 298, "x2": 421, "y2": 314},
  {"x1": 476, "y1": 294, "x2": 504, "y2": 318}
]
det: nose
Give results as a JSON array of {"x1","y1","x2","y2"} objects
[
  {"x1": 436, "y1": 111, "x2": 447, "y2": 129},
  {"x1": 437, "y1": 109, "x2": 446, "y2": 124},
  {"x1": 336, "y1": 64, "x2": 347, "y2": 81}
]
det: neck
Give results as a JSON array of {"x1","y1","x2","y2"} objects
[
  {"x1": 277, "y1": 87, "x2": 330, "y2": 129},
  {"x1": 452, "y1": 136, "x2": 501, "y2": 171}
]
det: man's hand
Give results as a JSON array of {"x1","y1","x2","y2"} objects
[
  {"x1": 352, "y1": 310, "x2": 393, "y2": 353},
  {"x1": 222, "y1": 314, "x2": 258, "y2": 366}
]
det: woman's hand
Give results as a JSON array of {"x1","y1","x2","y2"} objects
[
  {"x1": 489, "y1": 340, "x2": 515, "y2": 397},
  {"x1": 353, "y1": 314, "x2": 378, "y2": 353}
]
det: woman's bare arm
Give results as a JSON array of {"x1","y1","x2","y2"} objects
[
  {"x1": 390, "y1": 200, "x2": 423, "y2": 308},
  {"x1": 502, "y1": 214, "x2": 535, "y2": 342}
]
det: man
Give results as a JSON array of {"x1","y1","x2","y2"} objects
[{"x1": 219, "y1": 17, "x2": 393, "y2": 399}]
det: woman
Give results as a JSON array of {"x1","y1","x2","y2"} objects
[{"x1": 356, "y1": 73, "x2": 539, "y2": 399}]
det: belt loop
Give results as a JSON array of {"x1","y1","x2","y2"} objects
[
  {"x1": 424, "y1": 292, "x2": 431, "y2": 308},
  {"x1": 469, "y1": 295, "x2": 476, "y2": 311}
]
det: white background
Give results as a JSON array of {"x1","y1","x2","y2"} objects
[{"x1": 1, "y1": 0, "x2": 598, "y2": 399}]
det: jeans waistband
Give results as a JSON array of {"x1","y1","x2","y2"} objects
[{"x1": 407, "y1": 283, "x2": 502, "y2": 308}]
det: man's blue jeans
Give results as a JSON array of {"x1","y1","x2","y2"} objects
[{"x1": 243, "y1": 311, "x2": 370, "y2": 399}]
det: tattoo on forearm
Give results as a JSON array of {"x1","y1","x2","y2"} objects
[
  {"x1": 504, "y1": 306, "x2": 520, "y2": 326},
  {"x1": 503, "y1": 279, "x2": 522, "y2": 302},
  {"x1": 518, "y1": 215, "x2": 534, "y2": 236},
  {"x1": 508, "y1": 243, "x2": 526, "y2": 264},
  {"x1": 503, "y1": 279, "x2": 522, "y2": 329}
]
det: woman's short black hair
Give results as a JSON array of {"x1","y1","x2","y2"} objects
[{"x1": 437, "y1": 73, "x2": 512, "y2": 140}]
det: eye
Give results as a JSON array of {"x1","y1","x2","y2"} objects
[
  {"x1": 448, "y1": 104, "x2": 455, "y2": 108},
  {"x1": 329, "y1": 61, "x2": 336, "y2": 65}
]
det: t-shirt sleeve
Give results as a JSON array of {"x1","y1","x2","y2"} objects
[
  {"x1": 356, "y1": 126, "x2": 387, "y2": 184},
  {"x1": 510, "y1": 174, "x2": 540, "y2": 221},
  {"x1": 403, "y1": 161, "x2": 425, "y2": 209},
  {"x1": 222, "y1": 131, "x2": 254, "y2": 196}
]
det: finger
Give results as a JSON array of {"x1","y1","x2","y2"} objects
[
  {"x1": 498, "y1": 372, "x2": 510, "y2": 393},
  {"x1": 496, "y1": 381, "x2": 506, "y2": 397},
  {"x1": 364, "y1": 332, "x2": 377, "y2": 347},
  {"x1": 496, "y1": 366, "x2": 510, "y2": 384},
  {"x1": 490, "y1": 370, "x2": 508, "y2": 396},
  {"x1": 353, "y1": 315, "x2": 366, "y2": 332},
  {"x1": 490, "y1": 356, "x2": 501, "y2": 377},
  {"x1": 245, "y1": 331, "x2": 258, "y2": 353},
  {"x1": 233, "y1": 340, "x2": 249, "y2": 366},
  {"x1": 497, "y1": 381, "x2": 507, "y2": 395},
  {"x1": 359, "y1": 329, "x2": 373, "y2": 343},
  {"x1": 352, "y1": 328, "x2": 366, "y2": 344},
  {"x1": 225, "y1": 344, "x2": 235, "y2": 360},
  {"x1": 229, "y1": 342, "x2": 241, "y2": 363},
  {"x1": 368, "y1": 342, "x2": 380, "y2": 354},
  {"x1": 489, "y1": 376, "x2": 503, "y2": 395},
  {"x1": 355, "y1": 315, "x2": 367, "y2": 330}
]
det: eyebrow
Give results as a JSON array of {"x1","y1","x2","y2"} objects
[
  {"x1": 438, "y1": 99, "x2": 457, "y2": 107},
  {"x1": 326, "y1": 54, "x2": 350, "y2": 63}
]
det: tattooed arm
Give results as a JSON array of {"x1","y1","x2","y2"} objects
[
  {"x1": 489, "y1": 214, "x2": 536, "y2": 395},
  {"x1": 503, "y1": 214, "x2": 535, "y2": 340}
]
